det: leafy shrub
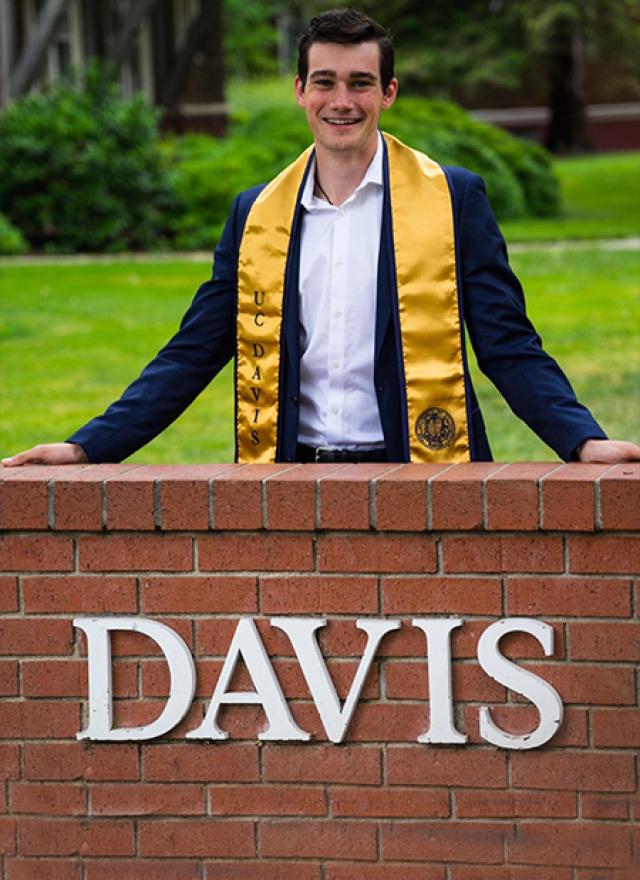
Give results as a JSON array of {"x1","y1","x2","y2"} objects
[
  {"x1": 0, "y1": 64, "x2": 176, "y2": 253},
  {"x1": 0, "y1": 212, "x2": 27, "y2": 255}
]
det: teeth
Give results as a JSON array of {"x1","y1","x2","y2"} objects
[{"x1": 326, "y1": 119, "x2": 358, "y2": 125}]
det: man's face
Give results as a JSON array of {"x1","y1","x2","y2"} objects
[{"x1": 294, "y1": 41, "x2": 398, "y2": 159}]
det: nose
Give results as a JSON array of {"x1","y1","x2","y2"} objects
[{"x1": 329, "y1": 81, "x2": 354, "y2": 111}]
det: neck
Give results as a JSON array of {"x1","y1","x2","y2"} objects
[{"x1": 313, "y1": 138, "x2": 378, "y2": 207}]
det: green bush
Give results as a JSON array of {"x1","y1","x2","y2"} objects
[
  {"x1": 0, "y1": 64, "x2": 176, "y2": 253},
  {"x1": 0, "y1": 212, "x2": 27, "y2": 255}
]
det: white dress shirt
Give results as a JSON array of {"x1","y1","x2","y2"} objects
[{"x1": 297, "y1": 132, "x2": 385, "y2": 448}]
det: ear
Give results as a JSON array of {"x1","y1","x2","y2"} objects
[
  {"x1": 381, "y1": 77, "x2": 399, "y2": 111},
  {"x1": 294, "y1": 75, "x2": 306, "y2": 108}
]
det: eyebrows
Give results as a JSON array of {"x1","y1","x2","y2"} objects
[{"x1": 308, "y1": 68, "x2": 379, "y2": 83}]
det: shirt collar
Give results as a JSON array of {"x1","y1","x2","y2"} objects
[{"x1": 301, "y1": 130, "x2": 384, "y2": 210}]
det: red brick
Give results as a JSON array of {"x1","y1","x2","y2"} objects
[
  {"x1": 212, "y1": 465, "x2": 294, "y2": 530},
  {"x1": 141, "y1": 575, "x2": 257, "y2": 612},
  {"x1": 318, "y1": 535, "x2": 437, "y2": 573},
  {"x1": 142, "y1": 743, "x2": 258, "y2": 782},
  {"x1": 19, "y1": 817, "x2": 135, "y2": 856},
  {"x1": 139, "y1": 818, "x2": 255, "y2": 857},
  {"x1": 443, "y1": 535, "x2": 563, "y2": 573},
  {"x1": 10, "y1": 783, "x2": 85, "y2": 815},
  {"x1": 319, "y1": 464, "x2": 392, "y2": 530},
  {"x1": 541, "y1": 464, "x2": 608, "y2": 531},
  {"x1": 431, "y1": 463, "x2": 503, "y2": 531},
  {"x1": 331, "y1": 786, "x2": 449, "y2": 818},
  {"x1": 0, "y1": 471, "x2": 49, "y2": 529},
  {"x1": 569, "y1": 621, "x2": 640, "y2": 661},
  {"x1": 600, "y1": 463, "x2": 640, "y2": 530},
  {"x1": 375, "y1": 463, "x2": 446, "y2": 531},
  {"x1": 383, "y1": 576, "x2": 502, "y2": 614},
  {"x1": 90, "y1": 783, "x2": 205, "y2": 815},
  {"x1": 206, "y1": 863, "x2": 322, "y2": 880},
  {"x1": 104, "y1": 468, "x2": 156, "y2": 530},
  {"x1": 263, "y1": 744, "x2": 381, "y2": 784},
  {"x1": 326, "y1": 866, "x2": 444, "y2": 880},
  {"x1": 23, "y1": 659, "x2": 137, "y2": 699},
  {"x1": 330, "y1": 702, "x2": 432, "y2": 743},
  {"x1": 23, "y1": 743, "x2": 139, "y2": 781},
  {"x1": 582, "y1": 793, "x2": 630, "y2": 820},
  {"x1": 156, "y1": 464, "x2": 234, "y2": 530},
  {"x1": 592, "y1": 708, "x2": 640, "y2": 747},
  {"x1": 85, "y1": 860, "x2": 199, "y2": 880},
  {"x1": 0, "y1": 575, "x2": 18, "y2": 610},
  {"x1": 528, "y1": 663, "x2": 636, "y2": 705},
  {"x1": 266, "y1": 464, "x2": 342, "y2": 530},
  {"x1": 387, "y1": 748, "x2": 506, "y2": 788},
  {"x1": 78, "y1": 534, "x2": 192, "y2": 571},
  {"x1": 22, "y1": 575, "x2": 137, "y2": 612},
  {"x1": 485, "y1": 463, "x2": 558, "y2": 531},
  {"x1": 508, "y1": 821, "x2": 632, "y2": 867},
  {"x1": 455, "y1": 789, "x2": 576, "y2": 818},
  {"x1": 0, "y1": 535, "x2": 73, "y2": 572},
  {"x1": 383, "y1": 821, "x2": 509, "y2": 863},
  {"x1": 198, "y1": 534, "x2": 312, "y2": 571},
  {"x1": 6, "y1": 858, "x2": 82, "y2": 880},
  {"x1": 511, "y1": 752, "x2": 636, "y2": 792},
  {"x1": 260, "y1": 575, "x2": 378, "y2": 613},
  {"x1": 464, "y1": 705, "x2": 588, "y2": 748},
  {"x1": 210, "y1": 784, "x2": 326, "y2": 816},
  {"x1": 507, "y1": 576, "x2": 632, "y2": 617},
  {"x1": 569, "y1": 535, "x2": 640, "y2": 574},
  {"x1": 450, "y1": 869, "x2": 571, "y2": 880},
  {"x1": 260, "y1": 818, "x2": 377, "y2": 860},
  {"x1": 395, "y1": 659, "x2": 507, "y2": 701},
  {"x1": 0, "y1": 619, "x2": 72, "y2": 655},
  {"x1": 0, "y1": 701, "x2": 79, "y2": 738},
  {"x1": 51, "y1": 464, "x2": 139, "y2": 530},
  {"x1": 0, "y1": 816, "x2": 15, "y2": 853},
  {"x1": 0, "y1": 745, "x2": 20, "y2": 780},
  {"x1": 0, "y1": 661, "x2": 17, "y2": 695}
]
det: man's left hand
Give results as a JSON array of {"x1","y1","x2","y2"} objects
[{"x1": 577, "y1": 439, "x2": 640, "y2": 463}]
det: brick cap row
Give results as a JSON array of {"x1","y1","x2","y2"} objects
[{"x1": 0, "y1": 461, "x2": 638, "y2": 533}]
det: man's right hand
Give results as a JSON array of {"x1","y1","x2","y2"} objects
[{"x1": 2, "y1": 443, "x2": 89, "y2": 467}]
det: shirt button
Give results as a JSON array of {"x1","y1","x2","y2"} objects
[
  {"x1": 332, "y1": 361, "x2": 340, "y2": 369},
  {"x1": 333, "y1": 311, "x2": 342, "y2": 319},
  {"x1": 331, "y1": 406, "x2": 339, "y2": 415}
]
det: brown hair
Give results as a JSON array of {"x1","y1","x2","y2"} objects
[{"x1": 297, "y1": 8, "x2": 395, "y2": 91}]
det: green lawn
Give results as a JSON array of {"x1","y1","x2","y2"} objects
[
  {"x1": 502, "y1": 152, "x2": 640, "y2": 242},
  {"x1": 1, "y1": 247, "x2": 638, "y2": 463}
]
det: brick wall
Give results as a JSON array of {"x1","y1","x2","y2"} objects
[{"x1": 0, "y1": 461, "x2": 638, "y2": 879}]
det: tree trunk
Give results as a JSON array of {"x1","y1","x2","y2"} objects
[{"x1": 545, "y1": 18, "x2": 590, "y2": 154}]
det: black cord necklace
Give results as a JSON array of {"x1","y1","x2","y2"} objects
[{"x1": 315, "y1": 175, "x2": 333, "y2": 205}]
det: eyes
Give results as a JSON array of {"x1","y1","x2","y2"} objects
[{"x1": 310, "y1": 77, "x2": 377, "y2": 91}]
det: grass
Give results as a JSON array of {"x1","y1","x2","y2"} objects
[
  {"x1": 1, "y1": 247, "x2": 638, "y2": 463},
  {"x1": 501, "y1": 152, "x2": 640, "y2": 242}
]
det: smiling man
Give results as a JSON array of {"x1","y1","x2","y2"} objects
[{"x1": 3, "y1": 8, "x2": 639, "y2": 467}]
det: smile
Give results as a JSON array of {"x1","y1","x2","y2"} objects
[{"x1": 323, "y1": 118, "x2": 360, "y2": 126}]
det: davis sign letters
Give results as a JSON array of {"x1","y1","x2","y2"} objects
[{"x1": 74, "y1": 616, "x2": 564, "y2": 750}]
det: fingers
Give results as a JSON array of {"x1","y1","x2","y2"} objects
[
  {"x1": 1, "y1": 445, "x2": 47, "y2": 467},
  {"x1": 1, "y1": 443, "x2": 88, "y2": 467},
  {"x1": 578, "y1": 439, "x2": 640, "y2": 463}
]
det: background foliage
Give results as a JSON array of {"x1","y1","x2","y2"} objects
[{"x1": 0, "y1": 64, "x2": 176, "y2": 254}]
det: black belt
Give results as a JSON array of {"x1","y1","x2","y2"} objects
[{"x1": 296, "y1": 443, "x2": 388, "y2": 463}]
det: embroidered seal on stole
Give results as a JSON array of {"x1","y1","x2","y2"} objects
[{"x1": 415, "y1": 407, "x2": 456, "y2": 449}]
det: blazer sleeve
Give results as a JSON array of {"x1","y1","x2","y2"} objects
[
  {"x1": 66, "y1": 196, "x2": 242, "y2": 463},
  {"x1": 453, "y1": 169, "x2": 607, "y2": 461}
]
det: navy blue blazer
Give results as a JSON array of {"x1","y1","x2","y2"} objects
[{"x1": 69, "y1": 148, "x2": 606, "y2": 463}]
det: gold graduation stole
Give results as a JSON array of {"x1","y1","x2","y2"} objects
[{"x1": 236, "y1": 133, "x2": 470, "y2": 463}]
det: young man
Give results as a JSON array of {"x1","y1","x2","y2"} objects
[{"x1": 3, "y1": 9, "x2": 639, "y2": 467}]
